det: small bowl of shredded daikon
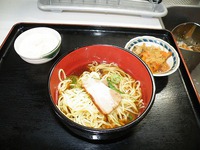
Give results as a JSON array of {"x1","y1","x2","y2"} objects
[
  {"x1": 14, "y1": 27, "x2": 61, "y2": 64},
  {"x1": 125, "y1": 36, "x2": 180, "y2": 77}
]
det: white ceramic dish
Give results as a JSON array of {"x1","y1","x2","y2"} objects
[
  {"x1": 14, "y1": 27, "x2": 61, "y2": 64},
  {"x1": 125, "y1": 36, "x2": 180, "y2": 77}
]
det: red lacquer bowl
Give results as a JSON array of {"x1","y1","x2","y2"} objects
[{"x1": 48, "y1": 45, "x2": 156, "y2": 140}]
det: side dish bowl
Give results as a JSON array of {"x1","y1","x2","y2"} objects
[
  {"x1": 125, "y1": 36, "x2": 180, "y2": 77},
  {"x1": 172, "y1": 22, "x2": 200, "y2": 71},
  {"x1": 14, "y1": 27, "x2": 61, "y2": 64},
  {"x1": 48, "y1": 45, "x2": 156, "y2": 140}
]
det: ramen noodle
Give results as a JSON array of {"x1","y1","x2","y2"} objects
[{"x1": 56, "y1": 61, "x2": 144, "y2": 129}]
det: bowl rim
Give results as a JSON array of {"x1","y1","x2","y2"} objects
[
  {"x1": 172, "y1": 22, "x2": 200, "y2": 32},
  {"x1": 48, "y1": 44, "x2": 156, "y2": 134},
  {"x1": 14, "y1": 27, "x2": 61, "y2": 60},
  {"x1": 41, "y1": 39, "x2": 61, "y2": 58},
  {"x1": 124, "y1": 36, "x2": 180, "y2": 77}
]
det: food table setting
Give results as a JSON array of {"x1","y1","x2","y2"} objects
[{"x1": 0, "y1": 0, "x2": 200, "y2": 149}]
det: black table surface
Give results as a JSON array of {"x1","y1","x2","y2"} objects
[{"x1": 0, "y1": 23, "x2": 199, "y2": 150}]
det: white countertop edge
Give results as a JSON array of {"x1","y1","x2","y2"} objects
[
  {"x1": 0, "y1": 16, "x2": 163, "y2": 48},
  {"x1": 0, "y1": 0, "x2": 163, "y2": 47}
]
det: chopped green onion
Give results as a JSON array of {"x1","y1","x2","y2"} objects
[
  {"x1": 110, "y1": 73, "x2": 121, "y2": 84},
  {"x1": 107, "y1": 78, "x2": 124, "y2": 94},
  {"x1": 68, "y1": 75, "x2": 78, "y2": 84},
  {"x1": 128, "y1": 115, "x2": 133, "y2": 121},
  {"x1": 65, "y1": 75, "x2": 79, "y2": 88}
]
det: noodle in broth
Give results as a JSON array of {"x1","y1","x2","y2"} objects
[{"x1": 57, "y1": 61, "x2": 144, "y2": 129}]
